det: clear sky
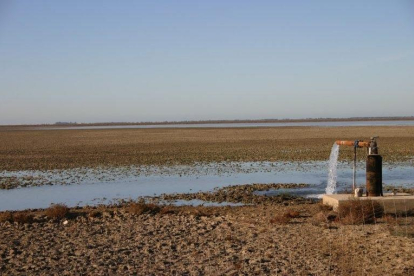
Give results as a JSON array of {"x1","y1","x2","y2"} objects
[{"x1": 1, "y1": 1, "x2": 413, "y2": 125}]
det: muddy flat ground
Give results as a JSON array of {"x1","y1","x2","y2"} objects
[
  {"x1": 1, "y1": 126, "x2": 413, "y2": 171},
  {"x1": 1, "y1": 201, "x2": 414, "y2": 275}
]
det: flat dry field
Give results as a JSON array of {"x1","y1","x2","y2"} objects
[
  {"x1": 1, "y1": 202, "x2": 414, "y2": 275},
  {"x1": 1, "y1": 126, "x2": 413, "y2": 170}
]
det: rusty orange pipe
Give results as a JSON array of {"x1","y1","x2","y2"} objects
[{"x1": 336, "y1": 140, "x2": 370, "y2": 148}]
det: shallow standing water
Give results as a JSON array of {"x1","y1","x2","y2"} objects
[{"x1": 0, "y1": 161, "x2": 413, "y2": 211}]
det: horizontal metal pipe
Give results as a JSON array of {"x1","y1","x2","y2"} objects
[{"x1": 335, "y1": 140, "x2": 370, "y2": 148}]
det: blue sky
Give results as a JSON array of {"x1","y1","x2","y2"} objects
[{"x1": 1, "y1": 1, "x2": 413, "y2": 124}]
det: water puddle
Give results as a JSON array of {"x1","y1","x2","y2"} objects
[{"x1": 0, "y1": 161, "x2": 413, "y2": 211}]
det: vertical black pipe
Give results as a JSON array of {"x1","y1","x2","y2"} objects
[
  {"x1": 366, "y1": 155, "x2": 383, "y2": 197},
  {"x1": 353, "y1": 146, "x2": 356, "y2": 191}
]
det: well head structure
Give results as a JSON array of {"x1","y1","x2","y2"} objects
[{"x1": 335, "y1": 137, "x2": 382, "y2": 197}]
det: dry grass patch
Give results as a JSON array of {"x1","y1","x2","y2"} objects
[
  {"x1": 88, "y1": 210, "x2": 102, "y2": 218},
  {"x1": 127, "y1": 203, "x2": 161, "y2": 215},
  {"x1": 385, "y1": 217, "x2": 414, "y2": 238},
  {"x1": 312, "y1": 204, "x2": 337, "y2": 226},
  {"x1": 270, "y1": 209, "x2": 300, "y2": 224},
  {"x1": 159, "y1": 206, "x2": 177, "y2": 215},
  {"x1": 318, "y1": 202, "x2": 333, "y2": 212},
  {"x1": 176, "y1": 205, "x2": 222, "y2": 217},
  {"x1": 383, "y1": 214, "x2": 400, "y2": 225},
  {"x1": 45, "y1": 204, "x2": 69, "y2": 220},
  {"x1": 270, "y1": 215, "x2": 291, "y2": 224},
  {"x1": 0, "y1": 211, "x2": 13, "y2": 223},
  {"x1": 337, "y1": 199, "x2": 383, "y2": 225},
  {"x1": 12, "y1": 212, "x2": 34, "y2": 224},
  {"x1": 284, "y1": 210, "x2": 300, "y2": 218},
  {"x1": 311, "y1": 212, "x2": 328, "y2": 226}
]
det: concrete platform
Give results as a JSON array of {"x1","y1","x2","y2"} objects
[{"x1": 323, "y1": 193, "x2": 414, "y2": 214}]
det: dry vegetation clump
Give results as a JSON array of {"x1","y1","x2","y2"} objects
[
  {"x1": 284, "y1": 210, "x2": 300, "y2": 218},
  {"x1": 383, "y1": 214, "x2": 402, "y2": 226},
  {"x1": 177, "y1": 206, "x2": 219, "y2": 217},
  {"x1": 318, "y1": 202, "x2": 333, "y2": 212},
  {"x1": 270, "y1": 209, "x2": 300, "y2": 224},
  {"x1": 0, "y1": 211, "x2": 13, "y2": 223},
  {"x1": 159, "y1": 206, "x2": 177, "y2": 215},
  {"x1": 45, "y1": 204, "x2": 69, "y2": 220},
  {"x1": 88, "y1": 210, "x2": 102, "y2": 218},
  {"x1": 311, "y1": 211, "x2": 337, "y2": 226},
  {"x1": 337, "y1": 199, "x2": 383, "y2": 225},
  {"x1": 270, "y1": 214, "x2": 291, "y2": 224},
  {"x1": 385, "y1": 215, "x2": 414, "y2": 238},
  {"x1": 311, "y1": 212, "x2": 328, "y2": 225},
  {"x1": 389, "y1": 227, "x2": 414, "y2": 238},
  {"x1": 311, "y1": 203, "x2": 337, "y2": 226},
  {"x1": 382, "y1": 213, "x2": 414, "y2": 238},
  {"x1": 12, "y1": 212, "x2": 34, "y2": 224},
  {"x1": 127, "y1": 203, "x2": 161, "y2": 215}
]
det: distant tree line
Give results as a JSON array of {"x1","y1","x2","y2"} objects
[
  {"x1": 54, "y1": 122, "x2": 77, "y2": 125},
  {"x1": 51, "y1": 116, "x2": 414, "y2": 126},
  {"x1": 2, "y1": 116, "x2": 413, "y2": 127}
]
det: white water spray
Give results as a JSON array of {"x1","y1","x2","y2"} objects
[{"x1": 326, "y1": 143, "x2": 340, "y2": 194}]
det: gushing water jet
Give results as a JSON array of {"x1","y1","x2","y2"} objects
[{"x1": 326, "y1": 143, "x2": 339, "y2": 195}]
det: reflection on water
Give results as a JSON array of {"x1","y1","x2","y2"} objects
[{"x1": 0, "y1": 161, "x2": 413, "y2": 211}]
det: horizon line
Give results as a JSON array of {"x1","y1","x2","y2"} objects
[{"x1": 1, "y1": 116, "x2": 414, "y2": 127}]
